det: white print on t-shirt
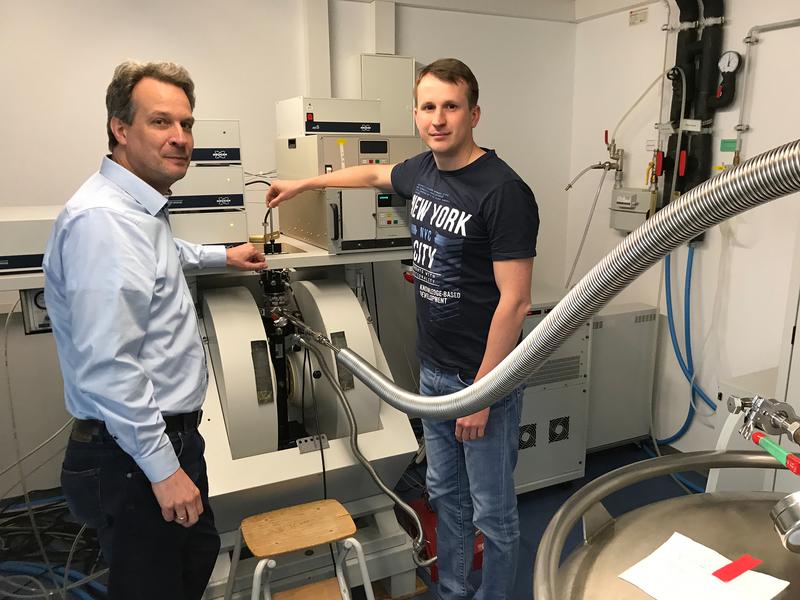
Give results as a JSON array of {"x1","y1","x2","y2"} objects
[
  {"x1": 413, "y1": 239, "x2": 437, "y2": 268},
  {"x1": 418, "y1": 283, "x2": 461, "y2": 304},
  {"x1": 411, "y1": 194, "x2": 472, "y2": 236},
  {"x1": 410, "y1": 193, "x2": 472, "y2": 271},
  {"x1": 410, "y1": 191, "x2": 473, "y2": 319}
]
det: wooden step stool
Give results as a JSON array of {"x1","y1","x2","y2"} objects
[{"x1": 223, "y1": 499, "x2": 375, "y2": 600}]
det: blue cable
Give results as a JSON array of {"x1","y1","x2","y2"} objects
[
  {"x1": 656, "y1": 401, "x2": 694, "y2": 445},
  {"x1": 5, "y1": 496, "x2": 66, "y2": 512},
  {"x1": 664, "y1": 253, "x2": 716, "y2": 410},
  {"x1": 641, "y1": 444, "x2": 706, "y2": 493},
  {"x1": 683, "y1": 247, "x2": 702, "y2": 421},
  {"x1": 658, "y1": 252, "x2": 697, "y2": 444},
  {"x1": 656, "y1": 249, "x2": 716, "y2": 445},
  {"x1": 684, "y1": 247, "x2": 696, "y2": 375},
  {"x1": 0, "y1": 561, "x2": 97, "y2": 600}
]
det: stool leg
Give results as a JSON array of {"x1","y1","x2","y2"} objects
[
  {"x1": 224, "y1": 527, "x2": 244, "y2": 600},
  {"x1": 344, "y1": 537, "x2": 375, "y2": 600},
  {"x1": 252, "y1": 558, "x2": 277, "y2": 600},
  {"x1": 332, "y1": 543, "x2": 352, "y2": 600}
]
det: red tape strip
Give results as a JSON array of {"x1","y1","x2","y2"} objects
[{"x1": 713, "y1": 554, "x2": 763, "y2": 582}]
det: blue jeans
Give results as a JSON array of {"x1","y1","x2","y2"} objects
[{"x1": 420, "y1": 361, "x2": 523, "y2": 600}]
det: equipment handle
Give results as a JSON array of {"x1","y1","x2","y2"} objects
[{"x1": 330, "y1": 202, "x2": 340, "y2": 241}]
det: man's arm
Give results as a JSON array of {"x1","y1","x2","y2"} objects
[
  {"x1": 266, "y1": 164, "x2": 395, "y2": 208},
  {"x1": 454, "y1": 258, "x2": 533, "y2": 442},
  {"x1": 60, "y1": 211, "x2": 203, "y2": 527},
  {"x1": 172, "y1": 239, "x2": 267, "y2": 272}
]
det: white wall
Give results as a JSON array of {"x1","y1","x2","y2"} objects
[
  {"x1": 396, "y1": 5, "x2": 576, "y2": 289},
  {"x1": 568, "y1": 1, "x2": 800, "y2": 451},
  {"x1": 330, "y1": 0, "x2": 373, "y2": 98},
  {"x1": 0, "y1": 0, "x2": 305, "y2": 217},
  {"x1": 567, "y1": 3, "x2": 667, "y2": 301}
]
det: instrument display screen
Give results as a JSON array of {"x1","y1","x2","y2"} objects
[
  {"x1": 360, "y1": 140, "x2": 388, "y2": 154},
  {"x1": 377, "y1": 193, "x2": 406, "y2": 208}
]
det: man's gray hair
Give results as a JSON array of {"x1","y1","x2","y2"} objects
[{"x1": 105, "y1": 60, "x2": 195, "y2": 151}]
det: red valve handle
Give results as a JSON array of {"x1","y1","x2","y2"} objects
[
  {"x1": 678, "y1": 150, "x2": 687, "y2": 177},
  {"x1": 655, "y1": 151, "x2": 664, "y2": 176}
]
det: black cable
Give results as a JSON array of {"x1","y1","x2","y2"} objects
[
  {"x1": 245, "y1": 180, "x2": 271, "y2": 187},
  {"x1": 300, "y1": 349, "x2": 308, "y2": 429},
  {"x1": 369, "y1": 263, "x2": 380, "y2": 337},
  {"x1": 306, "y1": 351, "x2": 327, "y2": 499},
  {"x1": 0, "y1": 501, "x2": 103, "y2": 576},
  {"x1": 304, "y1": 349, "x2": 337, "y2": 575}
]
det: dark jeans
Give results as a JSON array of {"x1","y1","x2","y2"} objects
[{"x1": 61, "y1": 428, "x2": 220, "y2": 600}]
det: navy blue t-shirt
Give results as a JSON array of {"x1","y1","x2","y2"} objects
[{"x1": 391, "y1": 149, "x2": 540, "y2": 377}]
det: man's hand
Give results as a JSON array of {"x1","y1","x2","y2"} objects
[
  {"x1": 455, "y1": 407, "x2": 490, "y2": 442},
  {"x1": 266, "y1": 179, "x2": 309, "y2": 208},
  {"x1": 226, "y1": 243, "x2": 267, "y2": 271},
  {"x1": 151, "y1": 468, "x2": 203, "y2": 528}
]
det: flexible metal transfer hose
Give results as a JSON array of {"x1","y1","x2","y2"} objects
[
  {"x1": 332, "y1": 139, "x2": 800, "y2": 419},
  {"x1": 297, "y1": 338, "x2": 436, "y2": 568}
]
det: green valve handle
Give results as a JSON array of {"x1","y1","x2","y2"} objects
[{"x1": 752, "y1": 431, "x2": 800, "y2": 476}]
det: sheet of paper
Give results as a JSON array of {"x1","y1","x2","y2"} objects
[{"x1": 618, "y1": 532, "x2": 789, "y2": 600}]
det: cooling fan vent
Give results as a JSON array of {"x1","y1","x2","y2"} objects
[
  {"x1": 519, "y1": 424, "x2": 536, "y2": 449},
  {"x1": 549, "y1": 416, "x2": 570, "y2": 443}
]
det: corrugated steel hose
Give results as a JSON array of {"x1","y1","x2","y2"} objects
[{"x1": 331, "y1": 138, "x2": 800, "y2": 419}]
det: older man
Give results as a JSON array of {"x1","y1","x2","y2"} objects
[{"x1": 43, "y1": 61, "x2": 266, "y2": 599}]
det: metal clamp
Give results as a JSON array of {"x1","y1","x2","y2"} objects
[
  {"x1": 732, "y1": 395, "x2": 800, "y2": 445},
  {"x1": 677, "y1": 20, "x2": 699, "y2": 31},
  {"x1": 702, "y1": 16, "x2": 725, "y2": 27}
]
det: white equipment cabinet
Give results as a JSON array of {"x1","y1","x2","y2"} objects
[
  {"x1": 514, "y1": 286, "x2": 592, "y2": 493},
  {"x1": 587, "y1": 303, "x2": 657, "y2": 450}
]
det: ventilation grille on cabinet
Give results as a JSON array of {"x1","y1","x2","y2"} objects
[
  {"x1": 526, "y1": 356, "x2": 581, "y2": 387},
  {"x1": 635, "y1": 313, "x2": 656, "y2": 324}
]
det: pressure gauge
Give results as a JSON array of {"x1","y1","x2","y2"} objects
[
  {"x1": 718, "y1": 50, "x2": 741, "y2": 73},
  {"x1": 34, "y1": 290, "x2": 46, "y2": 310}
]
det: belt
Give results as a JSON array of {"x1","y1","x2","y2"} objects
[{"x1": 70, "y1": 410, "x2": 203, "y2": 442}]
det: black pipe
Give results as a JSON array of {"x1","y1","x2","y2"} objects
[
  {"x1": 694, "y1": 0, "x2": 725, "y2": 123},
  {"x1": 676, "y1": 0, "x2": 699, "y2": 22},
  {"x1": 668, "y1": 1, "x2": 699, "y2": 127},
  {"x1": 662, "y1": 1, "x2": 700, "y2": 205},
  {"x1": 684, "y1": 0, "x2": 725, "y2": 193}
]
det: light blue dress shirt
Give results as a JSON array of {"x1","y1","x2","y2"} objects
[{"x1": 43, "y1": 157, "x2": 227, "y2": 483}]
